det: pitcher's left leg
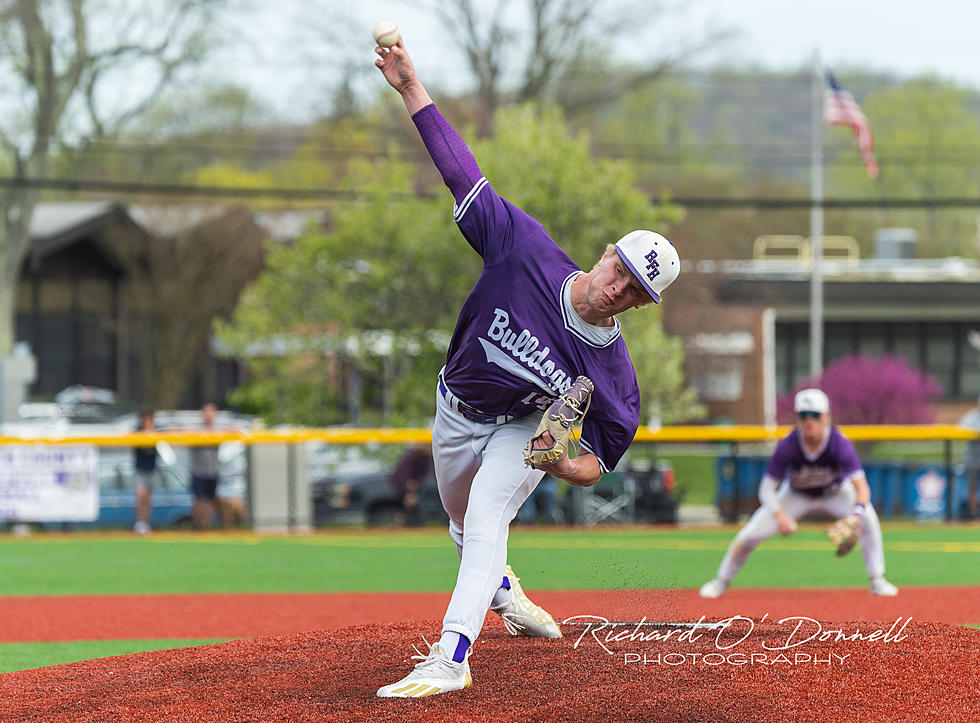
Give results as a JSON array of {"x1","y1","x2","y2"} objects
[{"x1": 441, "y1": 417, "x2": 545, "y2": 644}]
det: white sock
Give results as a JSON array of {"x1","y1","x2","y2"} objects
[
  {"x1": 491, "y1": 584, "x2": 511, "y2": 610},
  {"x1": 437, "y1": 631, "x2": 469, "y2": 662}
]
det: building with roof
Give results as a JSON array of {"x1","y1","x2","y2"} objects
[
  {"x1": 15, "y1": 202, "x2": 307, "y2": 411},
  {"x1": 663, "y1": 232, "x2": 980, "y2": 425}
]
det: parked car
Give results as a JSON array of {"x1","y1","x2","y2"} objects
[
  {"x1": 93, "y1": 448, "x2": 194, "y2": 529},
  {"x1": 309, "y1": 443, "x2": 445, "y2": 526}
]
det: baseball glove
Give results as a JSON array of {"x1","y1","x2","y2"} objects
[
  {"x1": 827, "y1": 514, "x2": 861, "y2": 557},
  {"x1": 522, "y1": 376, "x2": 594, "y2": 469}
]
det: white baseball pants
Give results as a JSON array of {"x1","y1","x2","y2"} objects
[
  {"x1": 432, "y1": 386, "x2": 545, "y2": 644},
  {"x1": 715, "y1": 481, "x2": 887, "y2": 583}
]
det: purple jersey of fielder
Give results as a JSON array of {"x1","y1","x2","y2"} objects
[
  {"x1": 766, "y1": 426, "x2": 864, "y2": 497},
  {"x1": 413, "y1": 104, "x2": 639, "y2": 474}
]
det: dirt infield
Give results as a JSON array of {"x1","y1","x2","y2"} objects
[
  {"x1": 1, "y1": 587, "x2": 979, "y2": 721},
  {"x1": 0, "y1": 585, "x2": 977, "y2": 642}
]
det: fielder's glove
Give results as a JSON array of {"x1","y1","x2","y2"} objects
[
  {"x1": 827, "y1": 514, "x2": 861, "y2": 557},
  {"x1": 523, "y1": 376, "x2": 594, "y2": 469}
]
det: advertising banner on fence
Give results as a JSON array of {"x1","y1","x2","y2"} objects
[{"x1": 0, "y1": 445, "x2": 99, "y2": 522}]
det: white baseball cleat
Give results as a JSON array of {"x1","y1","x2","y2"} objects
[
  {"x1": 376, "y1": 641, "x2": 472, "y2": 698},
  {"x1": 869, "y1": 576, "x2": 899, "y2": 596},
  {"x1": 699, "y1": 578, "x2": 729, "y2": 598},
  {"x1": 491, "y1": 565, "x2": 562, "y2": 638}
]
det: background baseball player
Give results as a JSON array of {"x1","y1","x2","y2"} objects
[
  {"x1": 374, "y1": 35, "x2": 680, "y2": 698},
  {"x1": 700, "y1": 388, "x2": 899, "y2": 598}
]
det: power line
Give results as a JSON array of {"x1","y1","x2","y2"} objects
[
  {"x1": 1, "y1": 176, "x2": 425, "y2": 201},
  {"x1": 47, "y1": 135, "x2": 980, "y2": 158},
  {"x1": 678, "y1": 197, "x2": 980, "y2": 209},
  {"x1": 4, "y1": 176, "x2": 979, "y2": 209},
  {"x1": 32, "y1": 136, "x2": 980, "y2": 171}
]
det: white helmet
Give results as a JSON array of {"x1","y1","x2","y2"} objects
[{"x1": 614, "y1": 230, "x2": 680, "y2": 303}]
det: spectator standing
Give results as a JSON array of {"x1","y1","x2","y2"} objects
[
  {"x1": 190, "y1": 403, "x2": 221, "y2": 530},
  {"x1": 389, "y1": 443, "x2": 434, "y2": 526},
  {"x1": 133, "y1": 409, "x2": 158, "y2": 535},
  {"x1": 959, "y1": 393, "x2": 980, "y2": 519}
]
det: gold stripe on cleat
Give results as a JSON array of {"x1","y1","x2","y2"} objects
[{"x1": 390, "y1": 683, "x2": 420, "y2": 696}]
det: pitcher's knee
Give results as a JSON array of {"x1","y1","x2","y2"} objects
[{"x1": 732, "y1": 538, "x2": 763, "y2": 556}]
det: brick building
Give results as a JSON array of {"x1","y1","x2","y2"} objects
[{"x1": 664, "y1": 247, "x2": 980, "y2": 425}]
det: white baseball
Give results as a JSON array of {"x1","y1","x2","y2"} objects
[{"x1": 373, "y1": 21, "x2": 400, "y2": 48}]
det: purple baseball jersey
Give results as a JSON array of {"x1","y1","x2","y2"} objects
[
  {"x1": 766, "y1": 427, "x2": 864, "y2": 496},
  {"x1": 413, "y1": 104, "x2": 640, "y2": 473}
]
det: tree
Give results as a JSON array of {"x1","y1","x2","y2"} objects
[
  {"x1": 582, "y1": 70, "x2": 815, "y2": 260},
  {"x1": 219, "y1": 103, "x2": 698, "y2": 426},
  {"x1": 827, "y1": 78, "x2": 980, "y2": 258},
  {"x1": 51, "y1": 83, "x2": 275, "y2": 187},
  {"x1": 776, "y1": 354, "x2": 943, "y2": 425},
  {"x1": 619, "y1": 308, "x2": 704, "y2": 425},
  {"x1": 217, "y1": 145, "x2": 469, "y2": 425},
  {"x1": 470, "y1": 103, "x2": 684, "y2": 266},
  {"x1": 0, "y1": 0, "x2": 229, "y2": 357},
  {"x1": 428, "y1": 0, "x2": 732, "y2": 130},
  {"x1": 105, "y1": 206, "x2": 266, "y2": 411}
]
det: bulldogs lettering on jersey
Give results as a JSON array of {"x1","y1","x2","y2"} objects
[{"x1": 483, "y1": 308, "x2": 574, "y2": 395}]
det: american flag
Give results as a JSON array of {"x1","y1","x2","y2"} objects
[{"x1": 824, "y1": 72, "x2": 879, "y2": 178}]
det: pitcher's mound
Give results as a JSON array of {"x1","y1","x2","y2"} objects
[{"x1": 2, "y1": 619, "x2": 978, "y2": 721}]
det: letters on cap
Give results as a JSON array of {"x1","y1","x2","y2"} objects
[{"x1": 614, "y1": 230, "x2": 680, "y2": 304}]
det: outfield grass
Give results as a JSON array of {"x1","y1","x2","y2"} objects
[
  {"x1": 663, "y1": 454, "x2": 716, "y2": 506},
  {"x1": 0, "y1": 639, "x2": 229, "y2": 675},
  {"x1": 2, "y1": 524, "x2": 979, "y2": 595},
  {"x1": 2, "y1": 524, "x2": 977, "y2": 674}
]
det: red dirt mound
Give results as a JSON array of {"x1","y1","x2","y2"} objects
[{"x1": 1, "y1": 620, "x2": 977, "y2": 722}]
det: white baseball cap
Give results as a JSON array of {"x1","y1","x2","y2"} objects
[
  {"x1": 614, "y1": 230, "x2": 680, "y2": 303},
  {"x1": 794, "y1": 388, "x2": 830, "y2": 415}
]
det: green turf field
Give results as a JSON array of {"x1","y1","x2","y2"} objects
[
  {"x1": 0, "y1": 639, "x2": 228, "y2": 675},
  {"x1": 2, "y1": 523, "x2": 977, "y2": 673},
  {"x1": 3, "y1": 524, "x2": 978, "y2": 594}
]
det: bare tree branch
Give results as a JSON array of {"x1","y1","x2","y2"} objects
[
  {"x1": 426, "y1": 0, "x2": 732, "y2": 128},
  {"x1": 0, "y1": 0, "x2": 230, "y2": 356}
]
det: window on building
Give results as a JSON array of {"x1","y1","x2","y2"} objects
[
  {"x1": 856, "y1": 322, "x2": 889, "y2": 357},
  {"x1": 775, "y1": 320, "x2": 979, "y2": 400},
  {"x1": 924, "y1": 323, "x2": 956, "y2": 395},
  {"x1": 825, "y1": 323, "x2": 858, "y2": 362},
  {"x1": 891, "y1": 323, "x2": 924, "y2": 370}
]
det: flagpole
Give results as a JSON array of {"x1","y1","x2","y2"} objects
[{"x1": 809, "y1": 49, "x2": 824, "y2": 378}]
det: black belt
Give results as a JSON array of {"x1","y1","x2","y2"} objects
[{"x1": 438, "y1": 375, "x2": 514, "y2": 425}]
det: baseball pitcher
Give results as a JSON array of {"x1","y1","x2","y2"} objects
[
  {"x1": 699, "y1": 388, "x2": 899, "y2": 599},
  {"x1": 374, "y1": 35, "x2": 680, "y2": 698}
]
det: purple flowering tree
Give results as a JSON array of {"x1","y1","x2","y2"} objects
[{"x1": 776, "y1": 354, "x2": 944, "y2": 424}]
